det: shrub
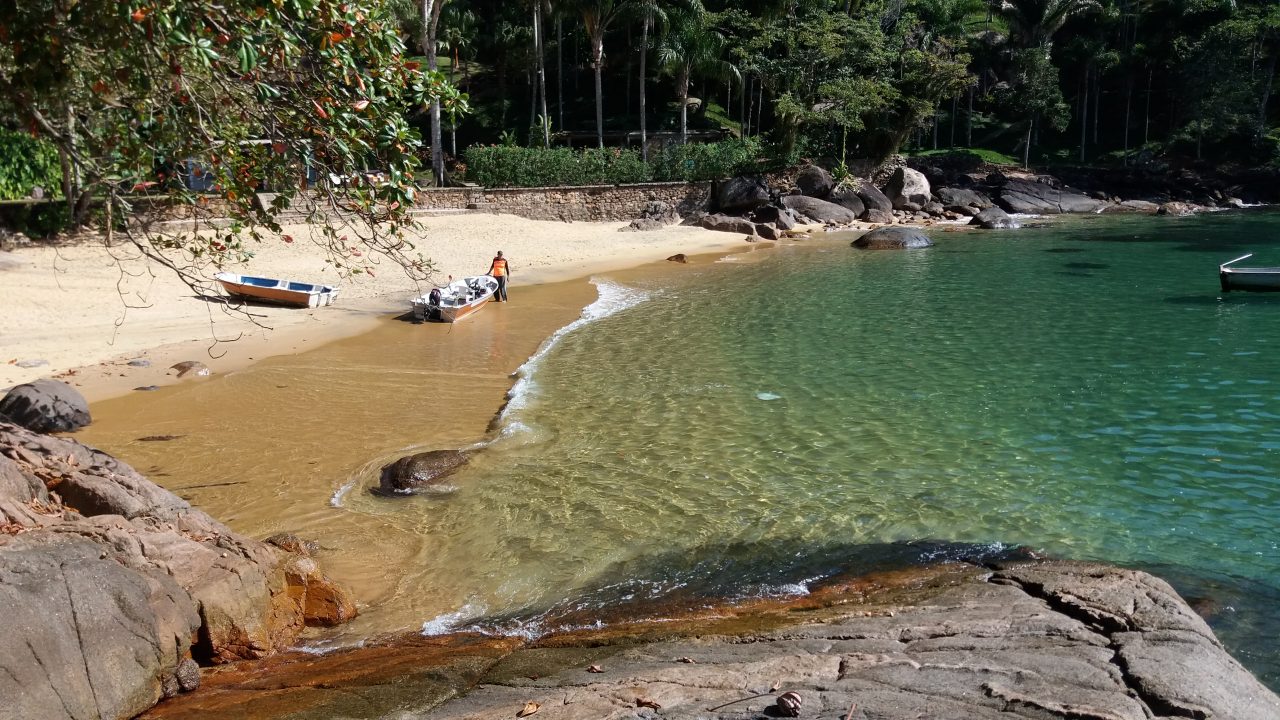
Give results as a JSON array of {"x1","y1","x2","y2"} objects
[
  {"x1": 650, "y1": 138, "x2": 763, "y2": 181},
  {"x1": 0, "y1": 128, "x2": 63, "y2": 201},
  {"x1": 463, "y1": 146, "x2": 650, "y2": 187},
  {"x1": 463, "y1": 139, "x2": 768, "y2": 187}
]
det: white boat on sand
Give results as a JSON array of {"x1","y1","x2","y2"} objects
[
  {"x1": 411, "y1": 275, "x2": 499, "y2": 323},
  {"x1": 214, "y1": 272, "x2": 340, "y2": 308}
]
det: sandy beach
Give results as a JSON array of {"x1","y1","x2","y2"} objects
[{"x1": 0, "y1": 212, "x2": 754, "y2": 398}]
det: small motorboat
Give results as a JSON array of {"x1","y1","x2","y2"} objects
[
  {"x1": 214, "y1": 272, "x2": 340, "y2": 307},
  {"x1": 411, "y1": 275, "x2": 499, "y2": 323},
  {"x1": 1219, "y1": 254, "x2": 1280, "y2": 293}
]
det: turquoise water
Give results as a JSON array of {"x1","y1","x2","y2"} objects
[{"x1": 353, "y1": 210, "x2": 1280, "y2": 683}]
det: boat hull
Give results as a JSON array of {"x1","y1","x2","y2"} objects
[
  {"x1": 1220, "y1": 269, "x2": 1280, "y2": 293},
  {"x1": 215, "y1": 273, "x2": 340, "y2": 308}
]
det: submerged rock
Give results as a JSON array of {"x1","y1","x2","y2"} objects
[
  {"x1": 375, "y1": 449, "x2": 471, "y2": 497},
  {"x1": 853, "y1": 227, "x2": 934, "y2": 249},
  {"x1": 0, "y1": 378, "x2": 91, "y2": 433}
]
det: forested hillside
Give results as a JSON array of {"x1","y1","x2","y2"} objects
[{"x1": 1, "y1": 0, "x2": 1277, "y2": 218}]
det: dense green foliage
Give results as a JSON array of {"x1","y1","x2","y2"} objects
[
  {"x1": 4, "y1": 0, "x2": 1280, "y2": 242},
  {"x1": 464, "y1": 146, "x2": 650, "y2": 186},
  {"x1": 464, "y1": 138, "x2": 762, "y2": 186},
  {"x1": 0, "y1": 0, "x2": 462, "y2": 279},
  {"x1": 0, "y1": 128, "x2": 62, "y2": 201}
]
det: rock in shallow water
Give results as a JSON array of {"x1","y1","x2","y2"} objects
[
  {"x1": 375, "y1": 449, "x2": 471, "y2": 497},
  {"x1": 852, "y1": 227, "x2": 934, "y2": 250}
]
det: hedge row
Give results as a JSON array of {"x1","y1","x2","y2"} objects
[{"x1": 463, "y1": 139, "x2": 763, "y2": 188}]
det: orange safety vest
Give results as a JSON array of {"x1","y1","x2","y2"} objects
[{"x1": 491, "y1": 258, "x2": 508, "y2": 277}]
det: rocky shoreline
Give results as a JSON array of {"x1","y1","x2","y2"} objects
[
  {"x1": 3, "y1": 384, "x2": 1280, "y2": 719},
  {"x1": 136, "y1": 559, "x2": 1280, "y2": 719},
  {"x1": 678, "y1": 154, "x2": 1269, "y2": 241},
  {"x1": 0, "y1": 417, "x2": 356, "y2": 720}
]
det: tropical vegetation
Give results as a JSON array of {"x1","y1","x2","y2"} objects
[{"x1": 3, "y1": 0, "x2": 1280, "y2": 253}]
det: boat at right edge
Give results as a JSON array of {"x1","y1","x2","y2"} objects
[{"x1": 1220, "y1": 253, "x2": 1280, "y2": 292}]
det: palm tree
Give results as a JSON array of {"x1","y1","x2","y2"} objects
[
  {"x1": 656, "y1": 4, "x2": 738, "y2": 145},
  {"x1": 439, "y1": 5, "x2": 477, "y2": 156},
  {"x1": 1000, "y1": 0, "x2": 1099, "y2": 49},
  {"x1": 421, "y1": 0, "x2": 448, "y2": 186},
  {"x1": 568, "y1": 0, "x2": 630, "y2": 148},
  {"x1": 630, "y1": 0, "x2": 672, "y2": 160}
]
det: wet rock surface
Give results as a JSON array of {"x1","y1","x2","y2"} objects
[
  {"x1": 375, "y1": 449, "x2": 471, "y2": 496},
  {"x1": 0, "y1": 422, "x2": 357, "y2": 720},
  {"x1": 136, "y1": 561, "x2": 1279, "y2": 720}
]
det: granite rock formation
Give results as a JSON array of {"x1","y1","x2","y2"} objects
[
  {"x1": 0, "y1": 422, "x2": 356, "y2": 720},
  {"x1": 136, "y1": 561, "x2": 1280, "y2": 720},
  {"x1": 0, "y1": 379, "x2": 92, "y2": 433}
]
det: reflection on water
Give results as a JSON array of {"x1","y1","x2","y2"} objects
[{"x1": 81, "y1": 211, "x2": 1280, "y2": 688}]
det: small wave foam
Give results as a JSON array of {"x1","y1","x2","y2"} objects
[
  {"x1": 330, "y1": 479, "x2": 357, "y2": 508},
  {"x1": 421, "y1": 601, "x2": 489, "y2": 636},
  {"x1": 756, "y1": 392, "x2": 783, "y2": 401},
  {"x1": 495, "y1": 279, "x2": 651, "y2": 428}
]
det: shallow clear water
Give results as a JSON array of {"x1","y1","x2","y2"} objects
[{"x1": 338, "y1": 211, "x2": 1280, "y2": 683}]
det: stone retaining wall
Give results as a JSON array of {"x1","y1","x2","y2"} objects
[{"x1": 413, "y1": 182, "x2": 712, "y2": 222}]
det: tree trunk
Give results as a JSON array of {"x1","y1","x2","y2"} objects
[
  {"x1": 743, "y1": 76, "x2": 752, "y2": 137},
  {"x1": 932, "y1": 108, "x2": 938, "y2": 150},
  {"x1": 422, "y1": 0, "x2": 446, "y2": 186},
  {"x1": 1123, "y1": 74, "x2": 1133, "y2": 166},
  {"x1": 592, "y1": 35, "x2": 604, "y2": 148},
  {"x1": 1079, "y1": 66, "x2": 1088, "y2": 162},
  {"x1": 1260, "y1": 46, "x2": 1277, "y2": 134},
  {"x1": 640, "y1": 15, "x2": 649, "y2": 160},
  {"x1": 966, "y1": 87, "x2": 973, "y2": 147},
  {"x1": 679, "y1": 69, "x2": 690, "y2": 145},
  {"x1": 557, "y1": 16, "x2": 564, "y2": 132},
  {"x1": 949, "y1": 95, "x2": 957, "y2": 148},
  {"x1": 1091, "y1": 65, "x2": 1100, "y2": 147},
  {"x1": 536, "y1": 2, "x2": 550, "y2": 147},
  {"x1": 1144, "y1": 68, "x2": 1152, "y2": 146},
  {"x1": 1023, "y1": 119, "x2": 1032, "y2": 169}
]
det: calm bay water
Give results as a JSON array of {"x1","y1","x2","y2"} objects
[{"x1": 336, "y1": 210, "x2": 1280, "y2": 683}]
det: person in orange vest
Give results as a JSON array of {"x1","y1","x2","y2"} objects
[{"x1": 488, "y1": 250, "x2": 511, "y2": 302}]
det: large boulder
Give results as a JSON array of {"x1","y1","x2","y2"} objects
[
  {"x1": 969, "y1": 206, "x2": 1021, "y2": 229},
  {"x1": 855, "y1": 182, "x2": 894, "y2": 223},
  {"x1": 0, "y1": 533, "x2": 201, "y2": 720},
  {"x1": 780, "y1": 195, "x2": 858, "y2": 225},
  {"x1": 0, "y1": 379, "x2": 91, "y2": 433},
  {"x1": 827, "y1": 187, "x2": 866, "y2": 218},
  {"x1": 935, "y1": 186, "x2": 991, "y2": 212},
  {"x1": 698, "y1": 213, "x2": 758, "y2": 236},
  {"x1": 375, "y1": 449, "x2": 471, "y2": 496},
  {"x1": 852, "y1": 227, "x2": 934, "y2": 249},
  {"x1": 884, "y1": 167, "x2": 931, "y2": 210},
  {"x1": 994, "y1": 178, "x2": 1106, "y2": 214},
  {"x1": 714, "y1": 176, "x2": 771, "y2": 214},
  {"x1": 0, "y1": 422, "x2": 358, "y2": 720},
  {"x1": 795, "y1": 165, "x2": 834, "y2": 198}
]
